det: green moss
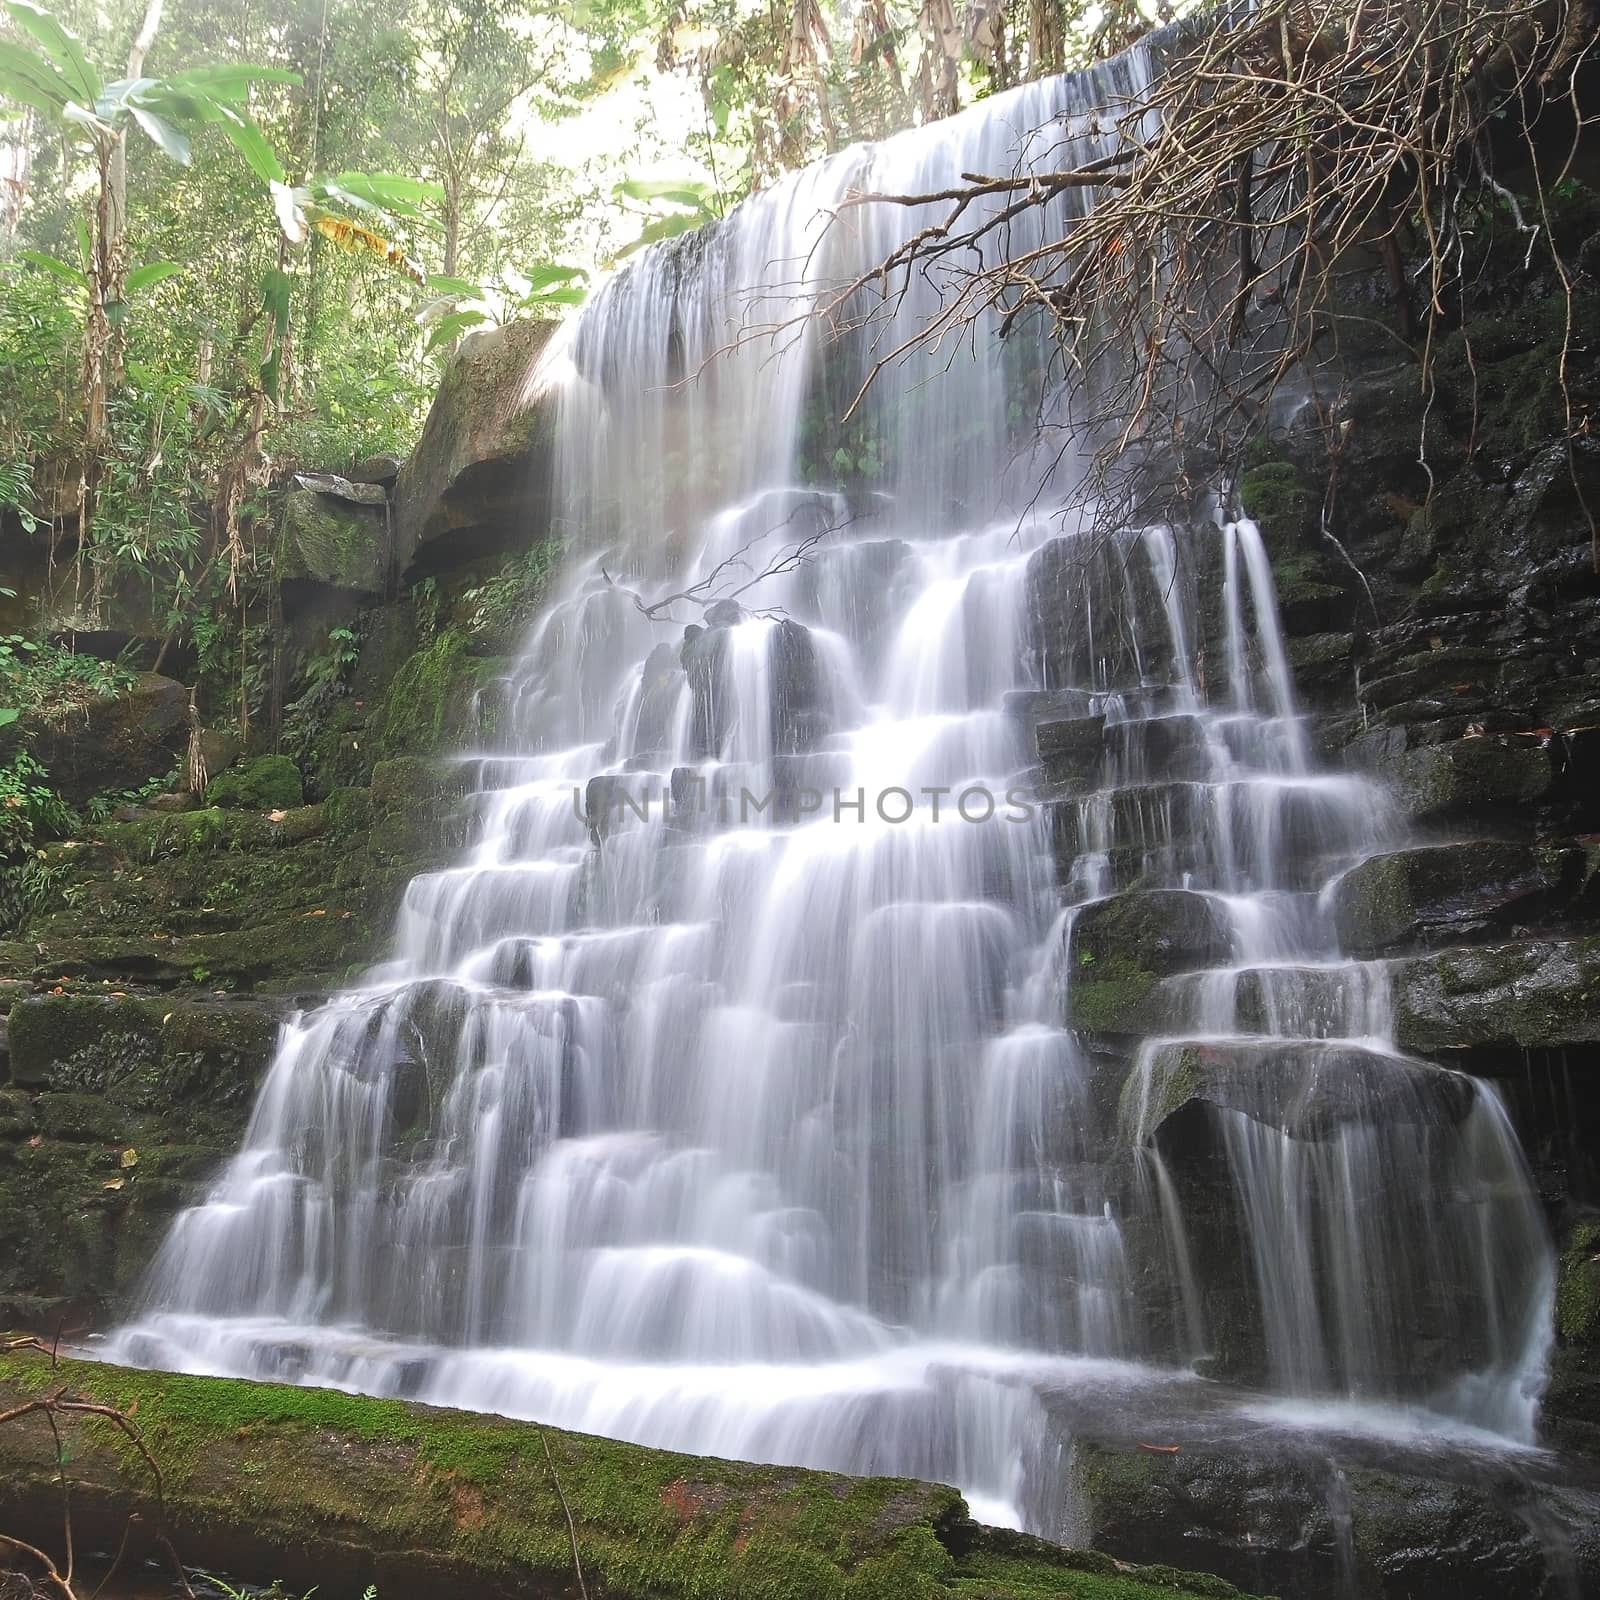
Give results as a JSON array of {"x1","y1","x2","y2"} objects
[
  {"x1": 322, "y1": 784, "x2": 372, "y2": 837},
  {"x1": 0, "y1": 1353, "x2": 1260, "y2": 1600},
  {"x1": 1558, "y1": 1218, "x2": 1600, "y2": 1345},
  {"x1": 372, "y1": 632, "x2": 494, "y2": 759},
  {"x1": 1118, "y1": 1045, "x2": 1202, "y2": 1145},
  {"x1": 1238, "y1": 461, "x2": 1314, "y2": 554},
  {"x1": 1067, "y1": 955, "x2": 1158, "y2": 1034},
  {"x1": 278, "y1": 487, "x2": 386, "y2": 593},
  {"x1": 7, "y1": 992, "x2": 165, "y2": 1089},
  {"x1": 206, "y1": 755, "x2": 305, "y2": 811}
]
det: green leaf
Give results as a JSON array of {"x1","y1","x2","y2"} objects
[
  {"x1": 0, "y1": 40, "x2": 73, "y2": 116},
  {"x1": 614, "y1": 210, "x2": 702, "y2": 259},
  {"x1": 126, "y1": 260, "x2": 182, "y2": 294},
  {"x1": 258, "y1": 267, "x2": 293, "y2": 403},
  {"x1": 615, "y1": 176, "x2": 716, "y2": 211},
  {"x1": 162, "y1": 64, "x2": 301, "y2": 100},
  {"x1": 104, "y1": 297, "x2": 127, "y2": 326},
  {"x1": 423, "y1": 274, "x2": 486, "y2": 299},
  {"x1": 327, "y1": 171, "x2": 442, "y2": 208},
  {"x1": 130, "y1": 105, "x2": 191, "y2": 163},
  {"x1": 521, "y1": 261, "x2": 588, "y2": 291},
  {"x1": 525, "y1": 285, "x2": 587, "y2": 307},
  {"x1": 1, "y1": 0, "x2": 100, "y2": 105},
  {"x1": 18, "y1": 247, "x2": 87, "y2": 289},
  {"x1": 96, "y1": 75, "x2": 155, "y2": 113},
  {"x1": 60, "y1": 98, "x2": 112, "y2": 139},
  {"x1": 215, "y1": 106, "x2": 285, "y2": 184},
  {"x1": 0, "y1": 709, "x2": 20, "y2": 728},
  {"x1": 426, "y1": 308, "x2": 489, "y2": 350}
]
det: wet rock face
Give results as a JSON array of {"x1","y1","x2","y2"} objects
[
  {"x1": 1070, "y1": 890, "x2": 1232, "y2": 977},
  {"x1": 1254, "y1": 221, "x2": 1600, "y2": 1465},
  {"x1": 1328, "y1": 841, "x2": 1580, "y2": 954},
  {"x1": 1138, "y1": 1039, "x2": 1473, "y2": 1150},
  {"x1": 1025, "y1": 533, "x2": 1180, "y2": 692},
  {"x1": 1074, "y1": 1431, "x2": 1600, "y2": 1600},
  {"x1": 1390, "y1": 939, "x2": 1600, "y2": 1053}
]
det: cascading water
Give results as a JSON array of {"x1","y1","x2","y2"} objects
[{"x1": 108, "y1": 32, "x2": 1556, "y2": 1542}]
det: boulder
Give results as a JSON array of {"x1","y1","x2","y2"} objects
[
  {"x1": 1070, "y1": 890, "x2": 1233, "y2": 978},
  {"x1": 1328, "y1": 842, "x2": 1567, "y2": 955},
  {"x1": 1390, "y1": 938, "x2": 1600, "y2": 1052},
  {"x1": 1128, "y1": 1039, "x2": 1474, "y2": 1151},
  {"x1": 205, "y1": 754, "x2": 304, "y2": 811},
  {"x1": 1073, "y1": 1431, "x2": 1600, "y2": 1600},
  {"x1": 13, "y1": 672, "x2": 188, "y2": 807},
  {"x1": 278, "y1": 476, "x2": 391, "y2": 600},
  {"x1": 348, "y1": 452, "x2": 403, "y2": 486},
  {"x1": 1371, "y1": 735, "x2": 1554, "y2": 825},
  {"x1": 392, "y1": 319, "x2": 560, "y2": 581}
]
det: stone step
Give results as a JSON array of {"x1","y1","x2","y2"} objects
[
  {"x1": 1125, "y1": 1037, "x2": 1475, "y2": 1150},
  {"x1": 1068, "y1": 959, "x2": 1388, "y2": 1040},
  {"x1": 1327, "y1": 840, "x2": 1590, "y2": 956},
  {"x1": 1101, "y1": 714, "x2": 1215, "y2": 784},
  {"x1": 1386, "y1": 936, "x2": 1600, "y2": 1053},
  {"x1": 1045, "y1": 775, "x2": 1371, "y2": 875},
  {"x1": 1067, "y1": 890, "x2": 1235, "y2": 987}
]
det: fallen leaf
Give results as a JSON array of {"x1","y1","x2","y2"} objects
[
  {"x1": 103, "y1": 1177, "x2": 125, "y2": 1191},
  {"x1": 27, "y1": 1135, "x2": 41, "y2": 1148},
  {"x1": 1137, "y1": 1442, "x2": 1181, "y2": 1454},
  {"x1": 268, "y1": 809, "x2": 287, "y2": 823},
  {"x1": 120, "y1": 1147, "x2": 139, "y2": 1168}
]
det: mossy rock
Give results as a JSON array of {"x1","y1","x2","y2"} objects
[
  {"x1": 323, "y1": 784, "x2": 373, "y2": 838},
  {"x1": 1375, "y1": 736, "x2": 1553, "y2": 824},
  {"x1": 372, "y1": 632, "x2": 503, "y2": 760},
  {"x1": 206, "y1": 755, "x2": 305, "y2": 811},
  {"x1": 1065, "y1": 954, "x2": 1162, "y2": 1035},
  {"x1": 1070, "y1": 891, "x2": 1231, "y2": 979},
  {"x1": 393, "y1": 318, "x2": 560, "y2": 581},
  {"x1": 0, "y1": 1352, "x2": 1263, "y2": 1600},
  {"x1": 1559, "y1": 1217, "x2": 1600, "y2": 1346},
  {"x1": 1238, "y1": 460, "x2": 1315, "y2": 554},
  {"x1": 1389, "y1": 936, "x2": 1600, "y2": 1052},
  {"x1": 1329, "y1": 842, "x2": 1567, "y2": 955},
  {"x1": 278, "y1": 483, "x2": 388, "y2": 597}
]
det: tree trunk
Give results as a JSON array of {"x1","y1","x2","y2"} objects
[
  {"x1": 443, "y1": 178, "x2": 462, "y2": 279},
  {"x1": 106, "y1": 0, "x2": 165, "y2": 386}
]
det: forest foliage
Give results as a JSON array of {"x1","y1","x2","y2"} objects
[{"x1": 0, "y1": 0, "x2": 1147, "y2": 629}]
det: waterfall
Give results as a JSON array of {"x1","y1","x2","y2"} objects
[{"x1": 107, "y1": 33, "x2": 1555, "y2": 1539}]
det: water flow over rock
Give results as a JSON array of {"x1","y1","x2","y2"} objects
[{"x1": 108, "y1": 34, "x2": 1554, "y2": 1542}]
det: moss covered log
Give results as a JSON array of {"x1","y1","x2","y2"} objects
[{"x1": 0, "y1": 1351, "x2": 1261, "y2": 1600}]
